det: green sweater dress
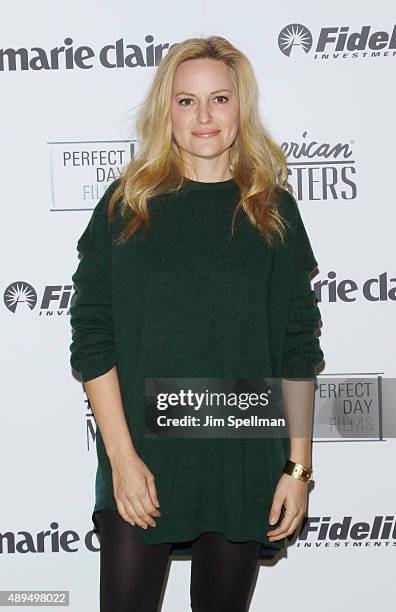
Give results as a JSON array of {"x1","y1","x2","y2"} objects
[{"x1": 69, "y1": 176, "x2": 324, "y2": 560}]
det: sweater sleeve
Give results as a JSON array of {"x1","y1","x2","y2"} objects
[
  {"x1": 69, "y1": 181, "x2": 119, "y2": 383},
  {"x1": 280, "y1": 190, "x2": 324, "y2": 383}
]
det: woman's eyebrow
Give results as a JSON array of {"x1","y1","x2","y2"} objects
[{"x1": 175, "y1": 89, "x2": 233, "y2": 96}]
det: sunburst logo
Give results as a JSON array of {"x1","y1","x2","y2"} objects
[
  {"x1": 278, "y1": 23, "x2": 313, "y2": 57},
  {"x1": 3, "y1": 281, "x2": 37, "y2": 313}
]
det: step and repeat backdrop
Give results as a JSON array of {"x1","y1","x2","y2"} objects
[{"x1": 1, "y1": 1, "x2": 394, "y2": 610}]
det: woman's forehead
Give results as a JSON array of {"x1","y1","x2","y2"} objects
[{"x1": 172, "y1": 58, "x2": 234, "y2": 90}]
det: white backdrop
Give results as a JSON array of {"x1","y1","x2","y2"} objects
[{"x1": 1, "y1": 1, "x2": 395, "y2": 610}]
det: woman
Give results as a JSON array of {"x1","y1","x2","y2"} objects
[{"x1": 70, "y1": 35, "x2": 324, "y2": 612}]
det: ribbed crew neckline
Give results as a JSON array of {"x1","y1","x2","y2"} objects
[{"x1": 182, "y1": 177, "x2": 237, "y2": 191}]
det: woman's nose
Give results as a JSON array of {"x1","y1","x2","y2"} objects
[{"x1": 196, "y1": 104, "x2": 212, "y2": 122}]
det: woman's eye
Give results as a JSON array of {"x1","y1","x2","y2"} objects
[{"x1": 177, "y1": 95, "x2": 229, "y2": 106}]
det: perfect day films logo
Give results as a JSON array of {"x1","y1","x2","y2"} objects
[
  {"x1": 278, "y1": 23, "x2": 396, "y2": 60},
  {"x1": 48, "y1": 139, "x2": 135, "y2": 210}
]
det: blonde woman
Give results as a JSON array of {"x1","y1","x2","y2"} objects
[{"x1": 70, "y1": 35, "x2": 324, "y2": 612}]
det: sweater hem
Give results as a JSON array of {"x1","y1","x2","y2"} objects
[{"x1": 91, "y1": 506, "x2": 285, "y2": 561}]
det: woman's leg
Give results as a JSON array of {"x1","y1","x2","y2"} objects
[
  {"x1": 190, "y1": 531, "x2": 261, "y2": 612},
  {"x1": 95, "y1": 509, "x2": 172, "y2": 612}
]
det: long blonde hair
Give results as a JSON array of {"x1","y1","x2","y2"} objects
[{"x1": 108, "y1": 35, "x2": 291, "y2": 246}]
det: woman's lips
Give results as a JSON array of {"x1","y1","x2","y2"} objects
[{"x1": 192, "y1": 130, "x2": 220, "y2": 138}]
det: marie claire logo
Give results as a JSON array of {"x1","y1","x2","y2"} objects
[
  {"x1": 314, "y1": 271, "x2": 396, "y2": 302},
  {"x1": 282, "y1": 131, "x2": 357, "y2": 200},
  {"x1": 0, "y1": 35, "x2": 178, "y2": 72},
  {"x1": 0, "y1": 521, "x2": 99, "y2": 554},
  {"x1": 278, "y1": 24, "x2": 396, "y2": 59},
  {"x1": 3, "y1": 282, "x2": 74, "y2": 315}
]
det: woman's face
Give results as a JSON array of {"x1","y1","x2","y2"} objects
[{"x1": 170, "y1": 58, "x2": 240, "y2": 167}]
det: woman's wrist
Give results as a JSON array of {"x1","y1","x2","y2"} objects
[
  {"x1": 107, "y1": 444, "x2": 139, "y2": 464},
  {"x1": 289, "y1": 454, "x2": 312, "y2": 470},
  {"x1": 289, "y1": 439, "x2": 312, "y2": 469}
]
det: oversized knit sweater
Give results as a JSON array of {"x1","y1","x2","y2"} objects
[{"x1": 69, "y1": 176, "x2": 324, "y2": 560}]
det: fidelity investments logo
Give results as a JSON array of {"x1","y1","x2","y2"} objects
[
  {"x1": 278, "y1": 23, "x2": 396, "y2": 60},
  {"x1": 4, "y1": 281, "x2": 73, "y2": 315},
  {"x1": 297, "y1": 515, "x2": 396, "y2": 550}
]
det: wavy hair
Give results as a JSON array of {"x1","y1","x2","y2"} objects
[{"x1": 108, "y1": 35, "x2": 291, "y2": 246}]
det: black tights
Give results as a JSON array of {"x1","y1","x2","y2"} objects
[{"x1": 95, "y1": 509, "x2": 262, "y2": 612}]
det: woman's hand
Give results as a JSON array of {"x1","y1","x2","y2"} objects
[
  {"x1": 109, "y1": 451, "x2": 161, "y2": 530},
  {"x1": 266, "y1": 473, "x2": 308, "y2": 541}
]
